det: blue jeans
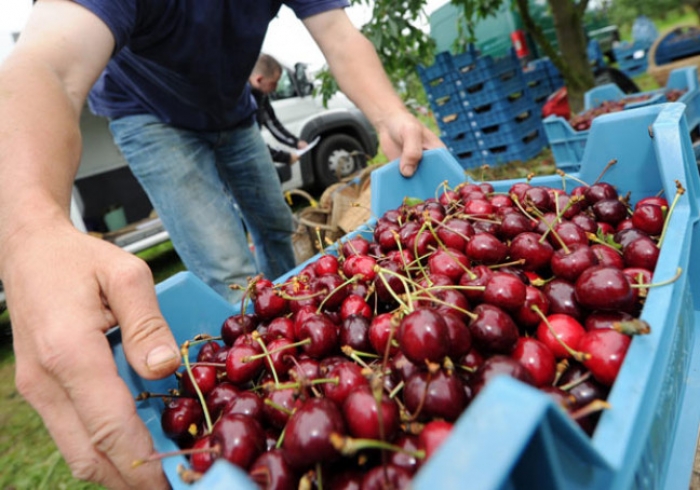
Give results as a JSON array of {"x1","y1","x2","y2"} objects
[{"x1": 109, "y1": 114, "x2": 296, "y2": 303}]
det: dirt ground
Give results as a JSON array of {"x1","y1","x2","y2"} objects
[{"x1": 692, "y1": 438, "x2": 700, "y2": 489}]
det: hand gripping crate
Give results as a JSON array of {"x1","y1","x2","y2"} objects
[
  {"x1": 545, "y1": 66, "x2": 699, "y2": 171},
  {"x1": 111, "y1": 103, "x2": 700, "y2": 490}
]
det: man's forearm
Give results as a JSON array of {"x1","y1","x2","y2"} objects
[
  {"x1": 0, "y1": 55, "x2": 83, "y2": 261},
  {"x1": 306, "y1": 12, "x2": 409, "y2": 128}
]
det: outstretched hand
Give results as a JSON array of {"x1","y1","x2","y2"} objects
[
  {"x1": 5, "y1": 222, "x2": 180, "y2": 489},
  {"x1": 376, "y1": 111, "x2": 445, "y2": 178}
]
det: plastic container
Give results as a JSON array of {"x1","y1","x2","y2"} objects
[
  {"x1": 112, "y1": 103, "x2": 700, "y2": 490},
  {"x1": 545, "y1": 66, "x2": 700, "y2": 171}
]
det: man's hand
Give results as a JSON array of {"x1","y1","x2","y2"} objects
[
  {"x1": 376, "y1": 110, "x2": 445, "y2": 178},
  {"x1": 289, "y1": 152, "x2": 300, "y2": 164},
  {"x1": 297, "y1": 140, "x2": 309, "y2": 150},
  {"x1": 5, "y1": 222, "x2": 180, "y2": 489}
]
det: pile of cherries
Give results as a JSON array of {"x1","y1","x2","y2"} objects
[
  {"x1": 569, "y1": 89, "x2": 687, "y2": 132},
  {"x1": 151, "y1": 170, "x2": 679, "y2": 489}
]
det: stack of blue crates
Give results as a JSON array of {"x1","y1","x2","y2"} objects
[
  {"x1": 613, "y1": 40, "x2": 653, "y2": 78},
  {"x1": 419, "y1": 48, "x2": 548, "y2": 169}
]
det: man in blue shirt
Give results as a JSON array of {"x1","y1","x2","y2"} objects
[{"x1": 0, "y1": 1, "x2": 443, "y2": 489}]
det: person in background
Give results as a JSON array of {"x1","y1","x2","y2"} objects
[
  {"x1": 0, "y1": 1, "x2": 444, "y2": 489},
  {"x1": 249, "y1": 53, "x2": 309, "y2": 165}
]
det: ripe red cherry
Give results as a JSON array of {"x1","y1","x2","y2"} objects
[
  {"x1": 574, "y1": 266, "x2": 635, "y2": 312},
  {"x1": 418, "y1": 420, "x2": 454, "y2": 461},
  {"x1": 482, "y1": 271, "x2": 527, "y2": 311},
  {"x1": 341, "y1": 235, "x2": 371, "y2": 257},
  {"x1": 314, "y1": 254, "x2": 339, "y2": 275},
  {"x1": 622, "y1": 235, "x2": 659, "y2": 271},
  {"x1": 226, "y1": 343, "x2": 264, "y2": 385},
  {"x1": 511, "y1": 337, "x2": 556, "y2": 387},
  {"x1": 342, "y1": 254, "x2": 377, "y2": 282},
  {"x1": 437, "y1": 217, "x2": 475, "y2": 251},
  {"x1": 189, "y1": 434, "x2": 217, "y2": 473},
  {"x1": 398, "y1": 308, "x2": 450, "y2": 364},
  {"x1": 631, "y1": 204, "x2": 665, "y2": 235},
  {"x1": 249, "y1": 449, "x2": 296, "y2": 490},
  {"x1": 514, "y1": 285, "x2": 550, "y2": 331},
  {"x1": 211, "y1": 413, "x2": 265, "y2": 470},
  {"x1": 297, "y1": 313, "x2": 339, "y2": 359},
  {"x1": 181, "y1": 364, "x2": 218, "y2": 397},
  {"x1": 221, "y1": 313, "x2": 258, "y2": 346},
  {"x1": 466, "y1": 232, "x2": 509, "y2": 265},
  {"x1": 342, "y1": 385, "x2": 400, "y2": 440},
  {"x1": 340, "y1": 294, "x2": 372, "y2": 320},
  {"x1": 368, "y1": 312, "x2": 399, "y2": 357},
  {"x1": 469, "y1": 303, "x2": 520, "y2": 355},
  {"x1": 577, "y1": 329, "x2": 632, "y2": 386},
  {"x1": 321, "y1": 361, "x2": 368, "y2": 407},
  {"x1": 509, "y1": 231, "x2": 554, "y2": 272},
  {"x1": 253, "y1": 284, "x2": 289, "y2": 321},
  {"x1": 282, "y1": 397, "x2": 346, "y2": 470},
  {"x1": 427, "y1": 247, "x2": 469, "y2": 282},
  {"x1": 550, "y1": 244, "x2": 599, "y2": 283},
  {"x1": 470, "y1": 355, "x2": 535, "y2": 397},
  {"x1": 592, "y1": 198, "x2": 628, "y2": 226},
  {"x1": 161, "y1": 397, "x2": 203, "y2": 440},
  {"x1": 361, "y1": 464, "x2": 413, "y2": 490},
  {"x1": 535, "y1": 313, "x2": 586, "y2": 360},
  {"x1": 403, "y1": 369, "x2": 468, "y2": 422}
]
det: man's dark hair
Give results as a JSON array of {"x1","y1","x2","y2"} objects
[{"x1": 253, "y1": 53, "x2": 282, "y2": 79}]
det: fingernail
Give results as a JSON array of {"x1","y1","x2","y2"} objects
[{"x1": 146, "y1": 346, "x2": 179, "y2": 370}]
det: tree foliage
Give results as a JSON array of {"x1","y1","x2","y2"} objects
[{"x1": 317, "y1": 0, "x2": 599, "y2": 111}]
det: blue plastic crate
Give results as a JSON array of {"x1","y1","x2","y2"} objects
[
  {"x1": 464, "y1": 94, "x2": 535, "y2": 128},
  {"x1": 112, "y1": 103, "x2": 700, "y2": 490},
  {"x1": 459, "y1": 54, "x2": 520, "y2": 89},
  {"x1": 472, "y1": 112, "x2": 543, "y2": 148},
  {"x1": 417, "y1": 55, "x2": 455, "y2": 86},
  {"x1": 459, "y1": 75, "x2": 528, "y2": 108},
  {"x1": 549, "y1": 67, "x2": 700, "y2": 171}
]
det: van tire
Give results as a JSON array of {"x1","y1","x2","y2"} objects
[{"x1": 312, "y1": 134, "x2": 367, "y2": 189}]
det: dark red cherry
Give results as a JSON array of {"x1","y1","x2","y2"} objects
[
  {"x1": 282, "y1": 398, "x2": 346, "y2": 470},
  {"x1": 211, "y1": 413, "x2": 265, "y2": 470}
]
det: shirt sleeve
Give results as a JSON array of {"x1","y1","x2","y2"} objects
[
  {"x1": 71, "y1": 0, "x2": 137, "y2": 53},
  {"x1": 284, "y1": 0, "x2": 350, "y2": 19},
  {"x1": 259, "y1": 95, "x2": 300, "y2": 148}
]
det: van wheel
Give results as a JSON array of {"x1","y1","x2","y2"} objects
[{"x1": 312, "y1": 134, "x2": 367, "y2": 189}]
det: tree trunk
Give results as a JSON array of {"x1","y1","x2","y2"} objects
[{"x1": 548, "y1": 0, "x2": 595, "y2": 113}]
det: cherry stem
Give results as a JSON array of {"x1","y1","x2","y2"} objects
[
  {"x1": 242, "y1": 338, "x2": 311, "y2": 363},
  {"x1": 263, "y1": 398, "x2": 294, "y2": 416},
  {"x1": 316, "y1": 274, "x2": 360, "y2": 313},
  {"x1": 190, "y1": 334, "x2": 222, "y2": 344},
  {"x1": 341, "y1": 345, "x2": 373, "y2": 369},
  {"x1": 629, "y1": 267, "x2": 681, "y2": 290},
  {"x1": 135, "y1": 391, "x2": 181, "y2": 401},
  {"x1": 375, "y1": 266, "x2": 412, "y2": 312},
  {"x1": 181, "y1": 341, "x2": 214, "y2": 434},
  {"x1": 556, "y1": 168, "x2": 589, "y2": 189},
  {"x1": 530, "y1": 305, "x2": 590, "y2": 363},
  {"x1": 593, "y1": 158, "x2": 618, "y2": 186},
  {"x1": 614, "y1": 318, "x2": 652, "y2": 336},
  {"x1": 316, "y1": 462, "x2": 324, "y2": 490},
  {"x1": 658, "y1": 181, "x2": 685, "y2": 249},
  {"x1": 558, "y1": 371, "x2": 591, "y2": 391},
  {"x1": 329, "y1": 433, "x2": 426, "y2": 459},
  {"x1": 252, "y1": 331, "x2": 280, "y2": 386},
  {"x1": 132, "y1": 443, "x2": 221, "y2": 468},
  {"x1": 389, "y1": 380, "x2": 405, "y2": 399},
  {"x1": 569, "y1": 399, "x2": 612, "y2": 420},
  {"x1": 410, "y1": 291, "x2": 475, "y2": 320},
  {"x1": 274, "y1": 377, "x2": 339, "y2": 391}
]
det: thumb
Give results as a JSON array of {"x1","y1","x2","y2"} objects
[{"x1": 104, "y1": 262, "x2": 181, "y2": 380}]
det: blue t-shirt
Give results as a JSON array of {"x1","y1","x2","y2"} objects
[{"x1": 74, "y1": 0, "x2": 348, "y2": 130}]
